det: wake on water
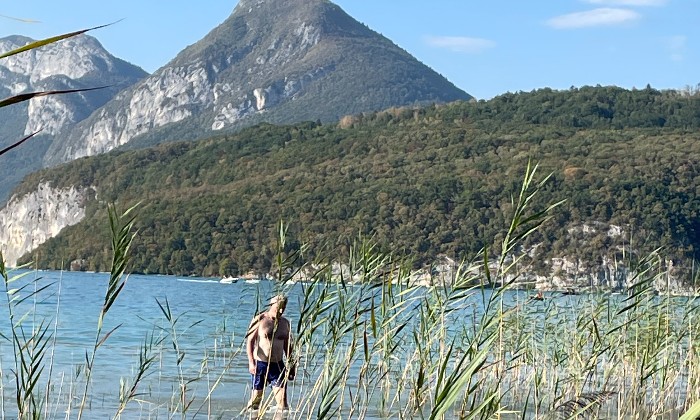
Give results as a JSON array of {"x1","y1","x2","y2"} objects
[
  {"x1": 176, "y1": 278, "x2": 264, "y2": 285},
  {"x1": 176, "y1": 278, "x2": 219, "y2": 283}
]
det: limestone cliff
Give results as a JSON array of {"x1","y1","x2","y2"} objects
[{"x1": 0, "y1": 183, "x2": 90, "y2": 267}]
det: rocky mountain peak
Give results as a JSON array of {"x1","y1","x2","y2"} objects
[
  {"x1": 0, "y1": 34, "x2": 147, "y2": 204},
  {"x1": 0, "y1": 34, "x2": 132, "y2": 85},
  {"x1": 44, "y1": 0, "x2": 471, "y2": 166}
]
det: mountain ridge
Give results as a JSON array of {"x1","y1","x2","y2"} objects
[
  {"x1": 44, "y1": 0, "x2": 471, "y2": 165},
  {"x1": 0, "y1": 34, "x2": 147, "y2": 203}
]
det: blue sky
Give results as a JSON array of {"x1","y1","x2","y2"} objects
[{"x1": 2, "y1": 0, "x2": 697, "y2": 99}]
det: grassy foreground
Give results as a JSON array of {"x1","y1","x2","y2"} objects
[{"x1": 1, "y1": 164, "x2": 699, "y2": 419}]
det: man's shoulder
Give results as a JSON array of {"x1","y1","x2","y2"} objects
[{"x1": 249, "y1": 312, "x2": 266, "y2": 325}]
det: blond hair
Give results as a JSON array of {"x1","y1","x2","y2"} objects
[{"x1": 270, "y1": 294, "x2": 288, "y2": 308}]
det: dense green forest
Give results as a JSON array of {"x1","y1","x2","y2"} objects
[{"x1": 16, "y1": 85, "x2": 700, "y2": 278}]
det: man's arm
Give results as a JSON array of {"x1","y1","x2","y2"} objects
[{"x1": 246, "y1": 315, "x2": 260, "y2": 374}]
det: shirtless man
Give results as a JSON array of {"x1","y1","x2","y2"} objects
[{"x1": 246, "y1": 294, "x2": 295, "y2": 410}]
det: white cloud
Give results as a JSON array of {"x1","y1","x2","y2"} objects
[
  {"x1": 583, "y1": 0, "x2": 668, "y2": 6},
  {"x1": 666, "y1": 35, "x2": 686, "y2": 61},
  {"x1": 547, "y1": 8, "x2": 640, "y2": 29},
  {"x1": 423, "y1": 36, "x2": 496, "y2": 53}
]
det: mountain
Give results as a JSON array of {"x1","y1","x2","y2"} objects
[
  {"x1": 0, "y1": 35, "x2": 147, "y2": 203},
  {"x1": 7, "y1": 86, "x2": 700, "y2": 288},
  {"x1": 44, "y1": 0, "x2": 471, "y2": 165}
]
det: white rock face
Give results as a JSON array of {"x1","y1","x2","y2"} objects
[
  {"x1": 0, "y1": 37, "x2": 112, "y2": 84},
  {"x1": 211, "y1": 68, "x2": 328, "y2": 131},
  {"x1": 253, "y1": 88, "x2": 266, "y2": 110},
  {"x1": 0, "y1": 35, "x2": 145, "y2": 138},
  {"x1": 8, "y1": 81, "x2": 28, "y2": 95},
  {"x1": 0, "y1": 183, "x2": 89, "y2": 267},
  {"x1": 0, "y1": 36, "x2": 108, "y2": 136},
  {"x1": 25, "y1": 94, "x2": 75, "y2": 135},
  {"x1": 212, "y1": 98, "x2": 254, "y2": 130},
  {"x1": 295, "y1": 23, "x2": 320, "y2": 51},
  {"x1": 64, "y1": 63, "x2": 214, "y2": 160}
]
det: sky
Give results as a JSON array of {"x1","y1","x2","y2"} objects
[{"x1": 2, "y1": 0, "x2": 698, "y2": 99}]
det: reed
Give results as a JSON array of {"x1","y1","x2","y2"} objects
[
  {"x1": 244, "y1": 163, "x2": 699, "y2": 419},
  {"x1": 114, "y1": 330, "x2": 159, "y2": 419},
  {"x1": 241, "y1": 163, "x2": 559, "y2": 419},
  {"x1": 76, "y1": 203, "x2": 139, "y2": 419},
  {"x1": 155, "y1": 296, "x2": 212, "y2": 418},
  {"x1": 0, "y1": 163, "x2": 699, "y2": 419},
  {"x1": 0, "y1": 260, "x2": 54, "y2": 419}
]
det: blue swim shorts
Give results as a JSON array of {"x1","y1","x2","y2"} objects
[{"x1": 251, "y1": 360, "x2": 286, "y2": 390}]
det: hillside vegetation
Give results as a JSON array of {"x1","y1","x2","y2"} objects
[{"x1": 17, "y1": 85, "x2": 700, "y2": 278}]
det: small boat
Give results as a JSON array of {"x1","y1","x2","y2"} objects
[
  {"x1": 561, "y1": 288, "x2": 579, "y2": 296},
  {"x1": 220, "y1": 276, "x2": 241, "y2": 284}
]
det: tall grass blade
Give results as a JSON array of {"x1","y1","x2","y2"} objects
[
  {"x1": 0, "y1": 23, "x2": 117, "y2": 60},
  {"x1": 680, "y1": 399, "x2": 700, "y2": 420},
  {"x1": 77, "y1": 203, "x2": 138, "y2": 420},
  {"x1": 0, "y1": 14, "x2": 40, "y2": 23},
  {"x1": 0, "y1": 132, "x2": 40, "y2": 157},
  {"x1": 0, "y1": 87, "x2": 108, "y2": 109}
]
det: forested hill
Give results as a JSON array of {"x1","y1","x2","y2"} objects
[{"x1": 16, "y1": 85, "x2": 700, "y2": 277}]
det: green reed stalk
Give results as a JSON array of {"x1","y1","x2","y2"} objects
[
  {"x1": 0, "y1": 258, "x2": 55, "y2": 420},
  {"x1": 43, "y1": 268, "x2": 64, "y2": 420},
  {"x1": 192, "y1": 321, "x2": 241, "y2": 418},
  {"x1": 155, "y1": 296, "x2": 207, "y2": 418},
  {"x1": 77, "y1": 203, "x2": 139, "y2": 420},
  {"x1": 114, "y1": 330, "x2": 159, "y2": 419}
]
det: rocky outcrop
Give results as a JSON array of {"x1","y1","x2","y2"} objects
[
  {"x1": 212, "y1": 67, "x2": 331, "y2": 129},
  {"x1": 0, "y1": 35, "x2": 147, "y2": 138},
  {"x1": 55, "y1": 64, "x2": 214, "y2": 160},
  {"x1": 0, "y1": 34, "x2": 146, "y2": 204},
  {"x1": 0, "y1": 183, "x2": 90, "y2": 267}
]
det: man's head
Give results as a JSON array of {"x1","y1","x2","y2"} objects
[{"x1": 269, "y1": 294, "x2": 288, "y2": 316}]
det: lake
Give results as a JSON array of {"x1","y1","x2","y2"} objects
[
  {"x1": 0, "y1": 269, "x2": 696, "y2": 419},
  {"x1": 0, "y1": 270, "x2": 290, "y2": 419}
]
